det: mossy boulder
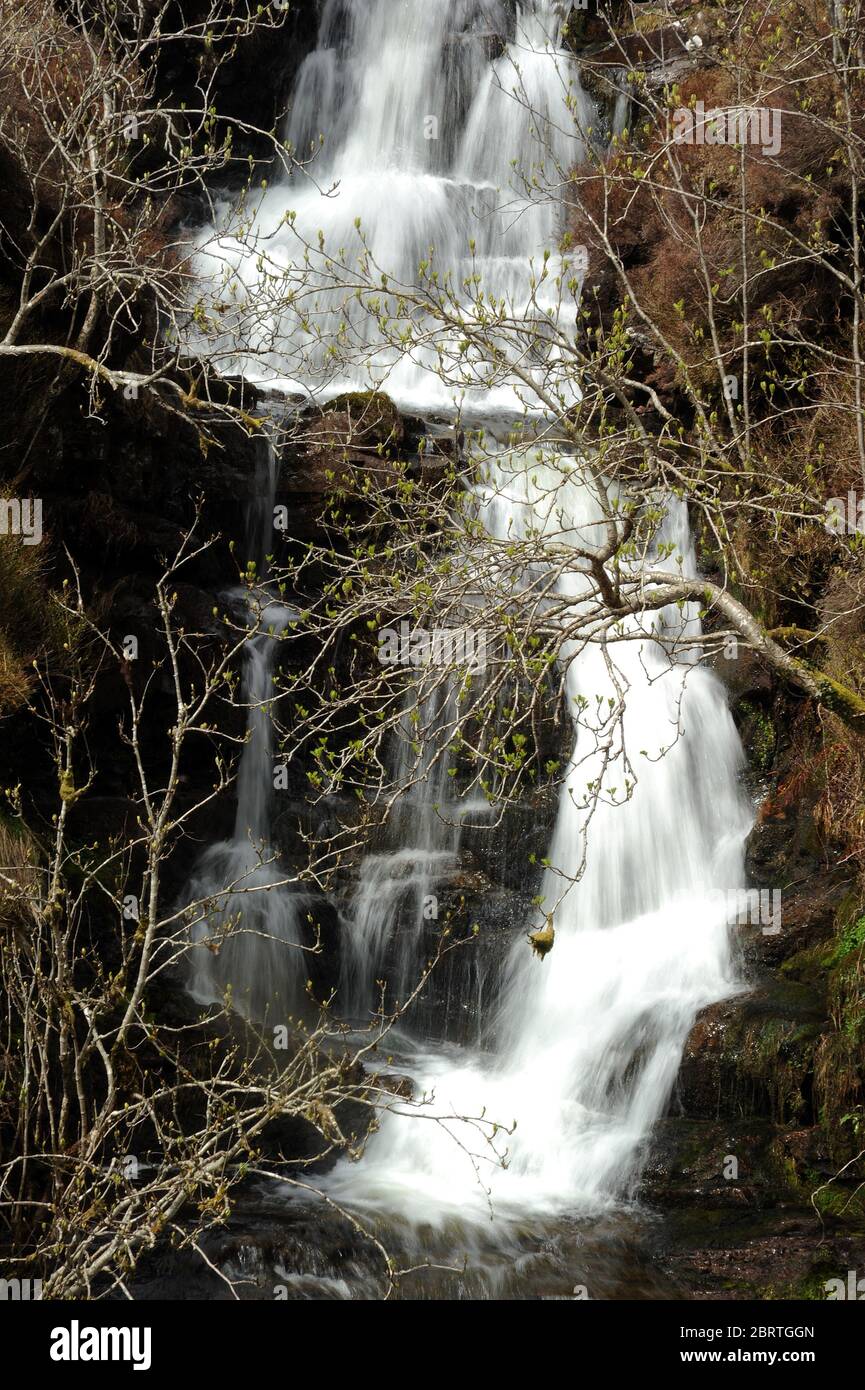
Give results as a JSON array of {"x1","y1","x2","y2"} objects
[
  {"x1": 321, "y1": 391, "x2": 416, "y2": 450},
  {"x1": 673, "y1": 977, "x2": 826, "y2": 1124}
]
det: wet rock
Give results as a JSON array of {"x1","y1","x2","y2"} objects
[
  {"x1": 460, "y1": 793, "x2": 556, "y2": 893},
  {"x1": 128, "y1": 1188, "x2": 386, "y2": 1301},
  {"x1": 711, "y1": 643, "x2": 774, "y2": 701},
  {"x1": 562, "y1": 5, "x2": 612, "y2": 51},
  {"x1": 272, "y1": 391, "x2": 422, "y2": 544},
  {"x1": 737, "y1": 869, "x2": 854, "y2": 976},
  {"x1": 643, "y1": 1117, "x2": 865, "y2": 1298},
  {"x1": 746, "y1": 793, "x2": 837, "y2": 891},
  {"x1": 673, "y1": 975, "x2": 826, "y2": 1124},
  {"x1": 642, "y1": 1116, "x2": 800, "y2": 1208}
]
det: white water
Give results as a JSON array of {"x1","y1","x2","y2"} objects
[
  {"x1": 340, "y1": 682, "x2": 459, "y2": 1017},
  {"x1": 324, "y1": 453, "x2": 752, "y2": 1222},
  {"x1": 195, "y1": 0, "x2": 595, "y2": 415},
  {"x1": 185, "y1": 446, "x2": 303, "y2": 1021},
  {"x1": 191, "y1": 0, "x2": 754, "y2": 1228}
]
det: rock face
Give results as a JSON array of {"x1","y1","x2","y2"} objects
[{"x1": 153, "y1": 0, "x2": 322, "y2": 163}]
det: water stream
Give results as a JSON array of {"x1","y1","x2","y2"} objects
[{"x1": 185, "y1": 442, "x2": 303, "y2": 1021}]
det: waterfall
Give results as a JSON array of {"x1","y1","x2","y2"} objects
[
  {"x1": 185, "y1": 443, "x2": 303, "y2": 1022},
  {"x1": 322, "y1": 451, "x2": 752, "y2": 1221},
  {"x1": 195, "y1": 0, "x2": 594, "y2": 414},
  {"x1": 190, "y1": 0, "x2": 755, "y2": 1229}
]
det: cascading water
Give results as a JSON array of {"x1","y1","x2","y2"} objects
[
  {"x1": 323, "y1": 453, "x2": 752, "y2": 1224},
  {"x1": 185, "y1": 444, "x2": 303, "y2": 1022},
  {"x1": 340, "y1": 682, "x2": 460, "y2": 1018},
  {"x1": 191, "y1": 0, "x2": 755, "y2": 1268},
  {"x1": 196, "y1": 0, "x2": 595, "y2": 413}
]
